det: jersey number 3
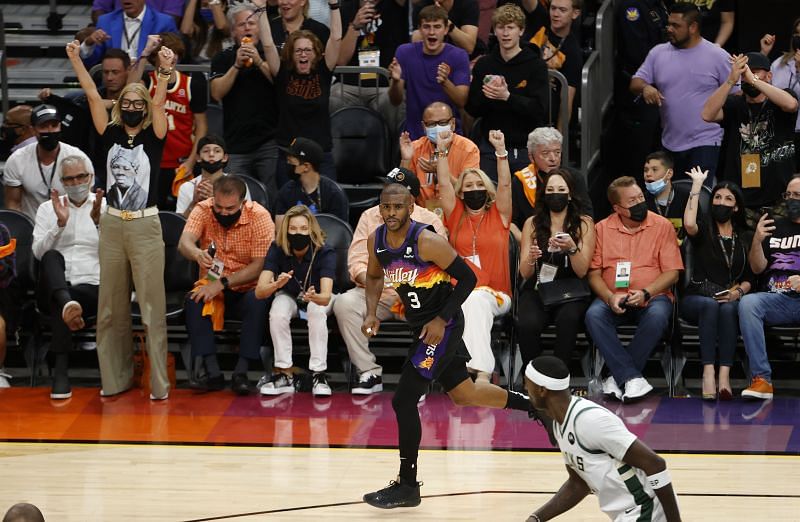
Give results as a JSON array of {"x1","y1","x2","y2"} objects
[{"x1": 408, "y1": 291, "x2": 421, "y2": 309}]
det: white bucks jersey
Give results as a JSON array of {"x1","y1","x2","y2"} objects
[{"x1": 554, "y1": 397, "x2": 666, "y2": 521}]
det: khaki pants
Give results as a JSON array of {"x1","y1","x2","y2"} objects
[
  {"x1": 332, "y1": 287, "x2": 400, "y2": 377},
  {"x1": 96, "y1": 211, "x2": 168, "y2": 397}
]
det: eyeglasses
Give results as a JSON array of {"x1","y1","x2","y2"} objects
[
  {"x1": 783, "y1": 191, "x2": 800, "y2": 200},
  {"x1": 423, "y1": 119, "x2": 452, "y2": 128},
  {"x1": 294, "y1": 48, "x2": 314, "y2": 55},
  {"x1": 62, "y1": 172, "x2": 91, "y2": 183},
  {"x1": 120, "y1": 99, "x2": 146, "y2": 110}
]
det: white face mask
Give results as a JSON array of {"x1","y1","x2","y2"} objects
[
  {"x1": 64, "y1": 182, "x2": 91, "y2": 204},
  {"x1": 426, "y1": 124, "x2": 451, "y2": 144}
]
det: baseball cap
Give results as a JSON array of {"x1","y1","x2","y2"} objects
[
  {"x1": 280, "y1": 137, "x2": 323, "y2": 170},
  {"x1": 30, "y1": 104, "x2": 60, "y2": 126},
  {"x1": 385, "y1": 167, "x2": 421, "y2": 198},
  {"x1": 745, "y1": 52, "x2": 771, "y2": 72}
]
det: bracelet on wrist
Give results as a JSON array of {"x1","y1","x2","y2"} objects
[
  {"x1": 530, "y1": 513, "x2": 542, "y2": 522},
  {"x1": 234, "y1": 63, "x2": 243, "y2": 70},
  {"x1": 157, "y1": 67, "x2": 173, "y2": 76},
  {"x1": 495, "y1": 149, "x2": 509, "y2": 159},
  {"x1": 328, "y1": 2, "x2": 340, "y2": 9},
  {"x1": 725, "y1": 79, "x2": 736, "y2": 86}
]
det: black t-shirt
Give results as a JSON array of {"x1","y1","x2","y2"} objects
[
  {"x1": 269, "y1": 16, "x2": 330, "y2": 52},
  {"x1": 413, "y1": 0, "x2": 480, "y2": 53},
  {"x1": 720, "y1": 92, "x2": 799, "y2": 208},
  {"x1": 263, "y1": 243, "x2": 337, "y2": 296},
  {"x1": 210, "y1": 46, "x2": 278, "y2": 154},
  {"x1": 275, "y1": 175, "x2": 349, "y2": 222},
  {"x1": 615, "y1": 0, "x2": 668, "y2": 80},
  {"x1": 760, "y1": 217, "x2": 800, "y2": 293},
  {"x1": 101, "y1": 124, "x2": 164, "y2": 210},
  {"x1": 686, "y1": 217, "x2": 754, "y2": 291},
  {"x1": 275, "y1": 62, "x2": 334, "y2": 150},
  {"x1": 677, "y1": 0, "x2": 735, "y2": 44},
  {"x1": 340, "y1": 0, "x2": 410, "y2": 87},
  {"x1": 645, "y1": 185, "x2": 691, "y2": 242}
]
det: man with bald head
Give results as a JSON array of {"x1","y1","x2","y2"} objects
[
  {"x1": 398, "y1": 101, "x2": 479, "y2": 211},
  {"x1": 2, "y1": 503, "x2": 45, "y2": 522},
  {"x1": 0, "y1": 105, "x2": 36, "y2": 161}
]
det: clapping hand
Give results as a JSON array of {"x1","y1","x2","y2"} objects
[
  {"x1": 435, "y1": 62, "x2": 451, "y2": 84},
  {"x1": 482, "y1": 75, "x2": 510, "y2": 101},
  {"x1": 388, "y1": 57, "x2": 402, "y2": 81},
  {"x1": 90, "y1": 188, "x2": 104, "y2": 226},
  {"x1": 52, "y1": 189, "x2": 69, "y2": 227},
  {"x1": 399, "y1": 131, "x2": 414, "y2": 162}
]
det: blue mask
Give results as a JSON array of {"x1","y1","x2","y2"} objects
[
  {"x1": 425, "y1": 124, "x2": 450, "y2": 144},
  {"x1": 645, "y1": 178, "x2": 667, "y2": 195}
]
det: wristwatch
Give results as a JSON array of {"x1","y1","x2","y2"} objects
[
  {"x1": 220, "y1": 276, "x2": 230, "y2": 290},
  {"x1": 642, "y1": 289, "x2": 651, "y2": 302}
]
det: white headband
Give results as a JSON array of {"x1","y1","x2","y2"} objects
[{"x1": 525, "y1": 363, "x2": 570, "y2": 390}]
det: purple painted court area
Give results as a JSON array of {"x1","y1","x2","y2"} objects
[{"x1": 231, "y1": 393, "x2": 800, "y2": 454}]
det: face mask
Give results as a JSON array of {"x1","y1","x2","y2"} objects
[
  {"x1": 64, "y1": 182, "x2": 91, "y2": 204},
  {"x1": 213, "y1": 208, "x2": 242, "y2": 228},
  {"x1": 425, "y1": 124, "x2": 450, "y2": 144},
  {"x1": 625, "y1": 201, "x2": 648, "y2": 222},
  {"x1": 287, "y1": 232, "x2": 311, "y2": 251},
  {"x1": 710, "y1": 203, "x2": 734, "y2": 223},
  {"x1": 741, "y1": 82, "x2": 761, "y2": 98},
  {"x1": 543, "y1": 193, "x2": 569, "y2": 213},
  {"x1": 462, "y1": 189, "x2": 488, "y2": 210},
  {"x1": 197, "y1": 159, "x2": 225, "y2": 174},
  {"x1": 645, "y1": 178, "x2": 667, "y2": 195},
  {"x1": 121, "y1": 109, "x2": 145, "y2": 128},
  {"x1": 37, "y1": 131, "x2": 61, "y2": 151},
  {"x1": 787, "y1": 199, "x2": 800, "y2": 221}
]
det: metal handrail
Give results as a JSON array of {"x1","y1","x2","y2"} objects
[
  {"x1": 88, "y1": 63, "x2": 213, "y2": 77},
  {"x1": 549, "y1": 69, "x2": 570, "y2": 165},
  {"x1": 1, "y1": 9, "x2": 9, "y2": 117},
  {"x1": 579, "y1": 0, "x2": 615, "y2": 174}
]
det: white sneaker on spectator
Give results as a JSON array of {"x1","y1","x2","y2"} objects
[
  {"x1": 260, "y1": 373, "x2": 295, "y2": 395},
  {"x1": 351, "y1": 372, "x2": 383, "y2": 395},
  {"x1": 602, "y1": 376, "x2": 622, "y2": 401},
  {"x1": 0, "y1": 368, "x2": 11, "y2": 388},
  {"x1": 622, "y1": 377, "x2": 653, "y2": 403},
  {"x1": 312, "y1": 373, "x2": 332, "y2": 396}
]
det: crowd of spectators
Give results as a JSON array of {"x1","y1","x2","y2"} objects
[{"x1": 1, "y1": 0, "x2": 800, "y2": 406}]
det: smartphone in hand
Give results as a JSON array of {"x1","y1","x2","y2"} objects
[{"x1": 714, "y1": 290, "x2": 730, "y2": 299}]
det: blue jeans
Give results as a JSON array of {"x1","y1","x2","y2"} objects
[
  {"x1": 738, "y1": 292, "x2": 800, "y2": 382},
  {"x1": 185, "y1": 289, "x2": 267, "y2": 360},
  {"x1": 227, "y1": 139, "x2": 279, "y2": 206},
  {"x1": 584, "y1": 295, "x2": 672, "y2": 385},
  {"x1": 680, "y1": 294, "x2": 739, "y2": 366},
  {"x1": 666, "y1": 145, "x2": 720, "y2": 187}
]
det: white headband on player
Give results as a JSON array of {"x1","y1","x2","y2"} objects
[{"x1": 525, "y1": 363, "x2": 570, "y2": 390}]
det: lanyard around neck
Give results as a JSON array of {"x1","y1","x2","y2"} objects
[{"x1": 36, "y1": 147, "x2": 59, "y2": 192}]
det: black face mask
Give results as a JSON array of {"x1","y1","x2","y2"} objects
[
  {"x1": 197, "y1": 159, "x2": 225, "y2": 174},
  {"x1": 710, "y1": 203, "x2": 735, "y2": 223},
  {"x1": 741, "y1": 82, "x2": 761, "y2": 98},
  {"x1": 121, "y1": 109, "x2": 145, "y2": 128},
  {"x1": 287, "y1": 233, "x2": 311, "y2": 251},
  {"x1": 787, "y1": 199, "x2": 800, "y2": 221},
  {"x1": 213, "y1": 208, "x2": 242, "y2": 228},
  {"x1": 462, "y1": 189, "x2": 488, "y2": 210},
  {"x1": 37, "y1": 131, "x2": 61, "y2": 152},
  {"x1": 626, "y1": 201, "x2": 648, "y2": 222},
  {"x1": 543, "y1": 193, "x2": 569, "y2": 213}
]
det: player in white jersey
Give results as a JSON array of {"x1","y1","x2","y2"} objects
[{"x1": 523, "y1": 356, "x2": 681, "y2": 522}]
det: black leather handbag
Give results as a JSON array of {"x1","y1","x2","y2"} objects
[{"x1": 538, "y1": 278, "x2": 591, "y2": 308}]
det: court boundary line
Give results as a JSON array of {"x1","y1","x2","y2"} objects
[
  {"x1": 181, "y1": 490, "x2": 800, "y2": 521},
  {"x1": 0, "y1": 438, "x2": 798, "y2": 456}
]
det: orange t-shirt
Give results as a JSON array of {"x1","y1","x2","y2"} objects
[
  {"x1": 591, "y1": 211, "x2": 683, "y2": 300},
  {"x1": 410, "y1": 134, "x2": 480, "y2": 209},
  {"x1": 445, "y1": 200, "x2": 511, "y2": 295}
]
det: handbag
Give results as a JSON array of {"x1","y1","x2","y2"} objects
[
  {"x1": 688, "y1": 279, "x2": 727, "y2": 298},
  {"x1": 537, "y1": 277, "x2": 591, "y2": 308}
]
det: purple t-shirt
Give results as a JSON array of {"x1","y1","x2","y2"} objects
[
  {"x1": 771, "y1": 56, "x2": 800, "y2": 131},
  {"x1": 395, "y1": 42, "x2": 470, "y2": 139},
  {"x1": 91, "y1": 0, "x2": 184, "y2": 18},
  {"x1": 634, "y1": 39, "x2": 730, "y2": 151}
]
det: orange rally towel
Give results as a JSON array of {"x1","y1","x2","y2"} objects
[
  {"x1": 171, "y1": 165, "x2": 194, "y2": 197},
  {"x1": 0, "y1": 238, "x2": 16, "y2": 258},
  {"x1": 193, "y1": 278, "x2": 225, "y2": 331}
]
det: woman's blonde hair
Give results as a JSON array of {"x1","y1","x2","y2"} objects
[
  {"x1": 453, "y1": 168, "x2": 497, "y2": 210},
  {"x1": 275, "y1": 204, "x2": 326, "y2": 256},
  {"x1": 110, "y1": 83, "x2": 154, "y2": 129}
]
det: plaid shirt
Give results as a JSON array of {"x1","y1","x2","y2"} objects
[{"x1": 185, "y1": 200, "x2": 274, "y2": 290}]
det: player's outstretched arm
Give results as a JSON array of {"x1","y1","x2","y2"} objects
[
  {"x1": 623, "y1": 440, "x2": 681, "y2": 522},
  {"x1": 528, "y1": 466, "x2": 590, "y2": 521}
]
